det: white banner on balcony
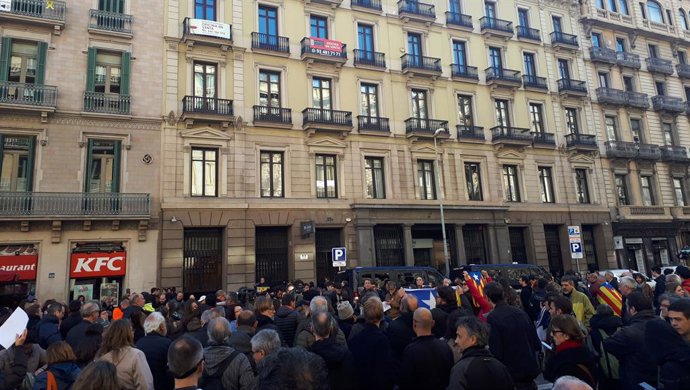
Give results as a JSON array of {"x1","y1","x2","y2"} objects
[
  {"x1": 188, "y1": 19, "x2": 231, "y2": 39},
  {"x1": 0, "y1": 0, "x2": 11, "y2": 12}
]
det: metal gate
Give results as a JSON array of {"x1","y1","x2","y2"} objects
[
  {"x1": 463, "y1": 225, "x2": 487, "y2": 264},
  {"x1": 582, "y1": 226, "x2": 598, "y2": 271},
  {"x1": 255, "y1": 227, "x2": 289, "y2": 284},
  {"x1": 509, "y1": 227, "x2": 528, "y2": 264},
  {"x1": 544, "y1": 225, "x2": 563, "y2": 276},
  {"x1": 183, "y1": 228, "x2": 223, "y2": 294},
  {"x1": 315, "y1": 228, "x2": 342, "y2": 284},
  {"x1": 374, "y1": 224, "x2": 405, "y2": 266}
]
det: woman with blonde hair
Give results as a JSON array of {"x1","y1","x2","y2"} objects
[
  {"x1": 32, "y1": 341, "x2": 80, "y2": 390},
  {"x1": 96, "y1": 319, "x2": 154, "y2": 390},
  {"x1": 72, "y1": 361, "x2": 121, "y2": 390}
]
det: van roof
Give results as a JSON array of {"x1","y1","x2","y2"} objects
[
  {"x1": 454, "y1": 263, "x2": 545, "y2": 269},
  {"x1": 337, "y1": 266, "x2": 441, "y2": 273}
]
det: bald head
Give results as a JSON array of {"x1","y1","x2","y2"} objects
[
  {"x1": 412, "y1": 308, "x2": 434, "y2": 336},
  {"x1": 401, "y1": 295, "x2": 419, "y2": 313}
]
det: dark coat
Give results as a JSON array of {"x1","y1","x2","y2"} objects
[
  {"x1": 227, "y1": 326, "x2": 254, "y2": 354},
  {"x1": 430, "y1": 303, "x2": 456, "y2": 339},
  {"x1": 544, "y1": 342, "x2": 598, "y2": 388},
  {"x1": 32, "y1": 362, "x2": 80, "y2": 390},
  {"x1": 386, "y1": 312, "x2": 416, "y2": 372},
  {"x1": 653, "y1": 275, "x2": 666, "y2": 304},
  {"x1": 447, "y1": 346, "x2": 515, "y2": 390},
  {"x1": 35, "y1": 315, "x2": 62, "y2": 349},
  {"x1": 274, "y1": 306, "x2": 300, "y2": 347},
  {"x1": 487, "y1": 301, "x2": 541, "y2": 383},
  {"x1": 603, "y1": 309, "x2": 662, "y2": 390},
  {"x1": 187, "y1": 324, "x2": 209, "y2": 348},
  {"x1": 59, "y1": 312, "x2": 81, "y2": 339},
  {"x1": 645, "y1": 319, "x2": 690, "y2": 390},
  {"x1": 519, "y1": 286, "x2": 538, "y2": 321},
  {"x1": 337, "y1": 318, "x2": 355, "y2": 340},
  {"x1": 136, "y1": 332, "x2": 173, "y2": 390},
  {"x1": 255, "y1": 314, "x2": 283, "y2": 344},
  {"x1": 0, "y1": 344, "x2": 29, "y2": 390},
  {"x1": 399, "y1": 335, "x2": 454, "y2": 390},
  {"x1": 309, "y1": 338, "x2": 355, "y2": 390},
  {"x1": 444, "y1": 306, "x2": 472, "y2": 340},
  {"x1": 66, "y1": 320, "x2": 103, "y2": 351},
  {"x1": 123, "y1": 304, "x2": 143, "y2": 320},
  {"x1": 349, "y1": 323, "x2": 395, "y2": 390},
  {"x1": 589, "y1": 313, "x2": 622, "y2": 355}
]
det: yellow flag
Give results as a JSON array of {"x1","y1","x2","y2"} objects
[{"x1": 46, "y1": 1, "x2": 54, "y2": 10}]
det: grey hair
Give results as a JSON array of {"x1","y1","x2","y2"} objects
[
  {"x1": 310, "y1": 296, "x2": 329, "y2": 314},
  {"x1": 666, "y1": 274, "x2": 682, "y2": 284},
  {"x1": 144, "y1": 312, "x2": 166, "y2": 334},
  {"x1": 80, "y1": 301, "x2": 100, "y2": 318},
  {"x1": 619, "y1": 276, "x2": 636, "y2": 290},
  {"x1": 604, "y1": 271, "x2": 615, "y2": 278},
  {"x1": 200, "y1": 309, "x2": 213, "y2": 325},
  {"x1": 552, "y1": 376, "x2": 593, "y2": 390},
  {"x1": 207, "y1": 317, "x2": 231, "y2": 344},
  {"x1": 455, "y1": 316, "x2": 489, "y2": 348},
  {"x1": 250, "y1": 329, "x2": 281, "y2": 356},
  {"x1": 311, "y1": 312, "x2": 337, "y2": 339}
]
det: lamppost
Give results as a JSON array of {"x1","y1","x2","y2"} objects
[{"x1": 433, "y1": 128, "x2": 450, "y2": 277}]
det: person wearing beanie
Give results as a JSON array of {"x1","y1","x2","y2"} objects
[{"x1": 337, "y1": 301, "x2": 356, "y2": 339}]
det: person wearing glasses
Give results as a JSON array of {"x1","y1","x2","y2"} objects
[{"x1": 544, "y1": 314, "x2": 597, "y2": 389}]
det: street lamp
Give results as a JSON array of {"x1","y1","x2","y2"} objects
[{"x1": 433, "y1": 128, "x2": 450, "y2": 278}]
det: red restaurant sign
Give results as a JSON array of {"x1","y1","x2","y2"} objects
[
  {"x1": 0, "y1": 255, "x2": 38, "y2": 281},
  {"x1": 309, "y1": 37, "x2": 343, "y2": 54},
  {"x1": 70, "y1": 251, "x2": 127, "y2": 278}
]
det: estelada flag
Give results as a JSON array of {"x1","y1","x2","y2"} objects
[
  {"x1": 596, "y1": 282, "x2": 623, "y2": 317},
  {"x1": 467, "y1": 271, "x2": 486, "y2": 297}
]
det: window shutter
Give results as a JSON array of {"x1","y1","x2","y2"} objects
[
  {"x1": 112, "y1": 140, "x2": 122, "y2": 192},
  {"x1": 36, "y1": 41, "x2": 48, "y2": 85},
  {"x1": 0, "y1": 37, "x2": 12, "y2": 82},
  {"x1": 120, "y1": 51, "x2": 131, "y2": 95},
  {"x1": 26, "y1": 137, "x2": 36, "y2": 191},
  {"x1": 86, "y1": 48, "x2": 97, "y2": 92},
  {"x1": 85, "y1": 139, "x2": 95, "y2": 192}
]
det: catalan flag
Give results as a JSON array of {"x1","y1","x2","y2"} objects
[
  {"x1": 596, "y1": 281, "x2": 623, "y2": 317},
  {"x1": 467, "y1": 271, "x2": 486, "y2": 297}
]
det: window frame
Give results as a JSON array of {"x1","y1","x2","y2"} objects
[
  {"x1": 565, "y1": 107, "x2": 580, "y2": 135},
  {"x1": 193, "y1": 61, "x2": 217, "y2": 99},
  {"x1": 673, "y1": 177, "x2": 686, "y2": 206},
  {"x1": 417, "y1": 159, "x2": 436, "y2": 200},
  {"x1": 538, "y1": 166, "x2": 555, "y2": 203},
  {"x1": 258, "y1": 69, "x2": 281, "y2": 109},
  {"x1": 194, "y1": 0, "x2": 216, "y2": 21},
  {"x1": 315, "y1": 154, "x2": 338, "y2": 199},
  {"x1": 575, "y1": 168, "x2": 590, "y2": 204},
  {"x1": 502, "y1": 165, "x2": 521, "y2": 202},
  {"x1": 260, "y1": 150, "x2": 284, "y2": 198},
  {"x1": 615, "y1": 174, "x2": 629, "y2": 205},
  {"x1": 529, "y1": 102, "x2": 545, "y2": 134},
  {"x1": 464, "y1": 162, "x2": 483, "y2": 201},
  {"x1": 647, "y1": 0, "x2": 664, "y2": 24},
  {"x1": 640, "y1": 175, "x2": 655, "y2": 206},
  {"x1": 457, "y1": 94, "x2": 475, "y2": 128},
  {"x1": 190, "y1": 147, "x2": 218, "y2": 197},
  {"x1": 0, "y1": 134, "x2": 36, "y2": 192},
  {"x1": 364, "y1": 156, "x2": 386, "y2": 199},
  {"x1": 360, "y1": 83, "x2": 379, "y2": 118}
]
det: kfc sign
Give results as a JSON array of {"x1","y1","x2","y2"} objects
[
  {"x1": 70, "y1": 252, "x2": 126, "y2": 278},
  {"x1": 0, "y1": 255, "x2": 38, "y2": 280}
]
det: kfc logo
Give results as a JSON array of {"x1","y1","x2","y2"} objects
[{"x1": 70, "y1": 251, "x2": 126, "y2": 278}]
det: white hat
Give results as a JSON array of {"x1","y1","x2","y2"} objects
[{"x1": 199, "y1": 295, "x2": 206, "y2": 303}]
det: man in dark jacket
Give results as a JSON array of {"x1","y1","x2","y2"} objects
[
  {"x1": 399, "y1": 308, "x2": 454, "y2": 390},
  {"x1": 485, "y1": 282, "x2": 541, "y2": 390},
  {"x1": 36, "y1": 303, "x2": 63, "y2": 349},
  {"x1": 65, "y1": 301, "x2": 102, "y2": 351},
  {"x1": 519, "y1": 276, "x2": 537, "y2": 321},
  {"x1": 273, "y1": 293, "x2": 300, "y2": 347},
  {"x1": 200, "y1": 317, "x2": 256, "y2": 390},
  {"x1": 652, "y1": 266, "x2": 666, "y2": 307},
  {"x1": 123, "y1": 293, "x2": 145, "y2": 319},
  {"x1": 604, "y1": 291, "x2": 663, "y2": 390},
  {"x1": 59, "y1": 300, "x2": 82, "y2": 339},
  {"x1": 349, "y1": 296, "x2": 395, "y2": 390},
  {"x1": 309, "y1": 312, "x2": 355, "y2": 390},
  {"x1": 645, "y1": 314, "x2": 690, "y2": 390},
  {"x1": 136, "y1": 312, "x2": 173, "y2": 390},
  {"x1": 431, "y1": 286, "x2": 463, "y2": 339},
  {"x1": 387, "y1": 295, "x2": 418, "y2": 373},
  {"x1": 228, "y1": 310, "x2": 256, "y2": 354}
]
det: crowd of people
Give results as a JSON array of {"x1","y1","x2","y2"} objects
[{"x1": 0, "y1": 265, "x2": 689, "y2": 390}]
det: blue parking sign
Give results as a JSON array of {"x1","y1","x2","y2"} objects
[{"x1": 332, "y1": 247, "x2": 346, "y2": 267}]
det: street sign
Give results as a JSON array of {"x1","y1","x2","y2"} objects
[
  {"x1": 570, "y1": 238, "x2": 583, "y2": 259},
  {"x1": 332, "y1": 247, "x2": 347, "y2": 267},
  {"x1": 568, "y1": 225, "x2": 581, "y2": 238},
  {"x1": 613, "y1": 236, "x2": 624, "y2": 250}
]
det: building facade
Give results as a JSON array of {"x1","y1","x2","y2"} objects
[
  {"x1": 160, "y1": 0, "x2": 617, "y2": 294},
  {"x1": 0, "y1": 0, "x2": 163, "y2": 301}
]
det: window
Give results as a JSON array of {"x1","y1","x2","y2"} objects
[
  {"x1": 623, "y1": 76, "x2": 634, "y2": 92},
  {"x1": 407, "y1": 33, "x2": 423, "y2": 65},
  {"x1": 640, "y1": 2, "x2": 647, "y2": 19},
  {"x1": 598, "y1": 72, "x2": 610, "y2": 88},
  {"x1": 464, "y1": 162, "x2": 483, "y2": 201},
  {"x1": 630, "y1": 118, "x2": 643, "y2": 142},
  {"x1": 191, "y1": 147, "x2": 217, "y2": 197},
  {"x1": 640, "y1": 175, "x2": 655, "y2": 206},
  {"x1": 411, "y1": 89, "x2": 428, "y2": 119},
  {"x1": 310, "y1": 15, "x2": 328, "y2": 38},
  {"x1": 655, "y1": 81, "x2": 665, "y2": 96},
  {"x1": 503, "y1": 165, "x2": 521, "y2": 202},
  {"x1": 605, "y1": 116, "x2": 618, "y2": 141},
  {"x1": 518, "y1": 8, "x2": 530, "y2": 27},
  {"x1": 365, "y1": 157, "x2": 385, "y2": 199},
  {"x1": 85, "y1": 139, "x2": 122, "y2": 194},
  {"x1": 615, "y1": 174, "x2": 629, "y2": 205},
  {"x1": 529, "y1": 103, "x2": 545, "y2": 134},
  {"x1": 523, "y1": 52, "x2": 536, "y2": 77},
  {"x1": 357, "y1": 24, "x2": 374, "y2": 53},
  {"x1": 99, "y1": 0, "x2": 124, "y2": 13},
  {"x1": 608, "y1": 0, "x2": 618, "y2": 13},
  {"x1": 552, "y1": 16, "x2": 562, "y2": 32},
  {"x1": 539, "y1": 167, "x2": 555, "y2": 203},
  {"x1": 680, "y1": 9, "x2": 689, "y2": 30},
  {"x1": 452, "y1": 41, "x2": 467, "y2": 67},
  {"x1": 259, "y1": 70, "x2": 280, "y2": 108},
  {"x1": 258, "y1": 5, "x2": 278, "y2": 36},
  {"x1": 575, "y1": 169, "x2": 590, "y2": 204},
  {"x1": 457, "y1": 95, "x2": 475, "y2": 128},
  {"x1": 662, "y1": 123, "x2": 674, "y2": 145},
  {"x1": 558, "y1": 59, "x2": 570, "y2": 80},
  {"x1": 619, "y1": 0, "x2": 630, "y2": 15},
  {"x1": 616, "y1": 37, "x2": 626, "y2": 52},
  {"x1": 195, "y1": 0, "x2": 215, "y2": 20},
  {"x1": 0, "y1": 135, "x2": 35, "y2": 192},
  {"x1": 260, "y1": 151, "x2": 283, "y2": 198},
  {"x1": 7, "y1": 41, "x2": 39, "y2": 84},
  {"x1": 417, "y1": 160, "x2": 436, "y2": 200},
  {"x1": 95, "y1": 52, "x2": 122, "y2": 94},
  {"x1": 315, "y1": 154, "x2": 337, "y2": 198},
  {"x1": 648, "y1": 1, "x2": 664, "y2": 23},
  {"x1": 194, "y1": 62, "x2": 216, "y2": 99},
  {"x1": 360, "y1": 83, "x2": 379, "y2": 117},
  {"x1": 674, "y1": 178, "x2": 686, "y2": 206},
  {"x1": 495, "y1": 99, "x2": 511, "y2": 127},
  {"x1": 679, "y1": 50, "x2": 687, "y2": 64},
  {"x1": 649, "y1": 44, "x2": 658, "y2": 58},
  {"x1": 565, "y1": 108, "x2": 580, "y2": 134},
  {"x1": 596, "y1": 0, "x2": 605, "y2": 9},
  {"x1": 489, "y1": 46, "x2": 502, "y2": 69},
  {"x1": 667, "y1": 9, "x2": 674, "y2": 25},
  {"x1": 591, "y1": 33, "x2": 602, "y2": 47},
  {"x1": 485, "y1": 1, "x2": 496, "y2": 18},
  {"x1": 449, "y1": 0, "x2": 461, "y2": 14},
  {"x1": 312, "y1": 77, "x2": 331, "y2": 110}
]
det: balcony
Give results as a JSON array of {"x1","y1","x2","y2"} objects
[
  {"x1": 83, "y1": 92, "x2": 130, "y2": 116},
  {"x1": 401, "y1": 54, "x2": 442, "y2": 78},
  {"x1": 253, "y1": 106, "x2": 292, "y2": 127},
  {"x1": 532, "y1": 132, "x2": 556, "y2": 148},
  {"x1": 596, "y1": 87, "x2": 627, "y2": 106},
  {"x1": 0, "y1": 82, "x2": 57, "y2": 113},
  {"x1": 353, "y1": 50, "x2": 386, "y2": 70},
  {"x1": 397, "y1": 0, "x2": 436, "y2": 24},
  {"x1": 557, "y1": 79, "x2": 588, "y2": 97},
  {"x1": 565, "y1": 133, "x2": 598, "y2": 152},
  {"x1": 302, "y1": 108, "x2": 353, "y2": 136},
  {"x1": 305, "y1": 0, "x2": 344, "y2": 7},
  {"x1": 0, "y1": 192, "x2": 150, "y2": 220},
  {"x1": 647, "y1": 57, "x2": 674, "y2": 75},
  {"x1": 351, "y1": 0, "x2": 382, "y2": 11},
  {"x1": 0, "y1": 0, "x2": 66, "y2": 33},
  {"x1": 457, "y1": 125, "x2": 485, "y2": 141},
  {"x1": 357, "y1": 116, "x2": 390, "y2": 134},
  {"x1": 405, "y1": 118, "x2": 450, "y2": 139},
  {"x1": 626, "y1": 91, "x2": 650, "y2": 110},
  {"x1": 522, "y1": 75, "x2": 548, "y2": 92},
  {"x1": 182, "y1": 17, "x2": 232, "y2": 49},
  {"x1": 251, "y1": 33, "x2": 290, "y2": 55},
  {"x1": 88, "y1": 9, "x2": 132, "y2": 36},
  {"x1": 516, "y1": 26, "x2": 541, "y2": 42},
  {"x1": 550, "y1": 31, "x2": 578, "y2": 50},
  {"x1": 605, "y1": 141, "x2": 660, "y2": 160},
  {"x1": 616, "y1": 52, "x2": 641, "y2": 69},
  {"x1": 677, "y1": 64, "x2": 690, "y2": 79},
  {"x1": 301, "y1": 37, "x2": 347, "y2": 67},
  {"x1": 445, "y1": 12, "x2": 472, "y2": 30},
  {"x1": 589, "y1": 47, "x2": 617, "y2": 65},
  {"x1": 451, "y1": 64, "x2": 479, "y2": 82},
  {"x1": 485, "y1": 67, "x2": 521, "y2": 88},
  {"x1": 490, "y1": 126, "x2": 533, "y2": 147},
  {"x1": 181, "y1": 95, "x2": 234, "y2": 127},
  {"x1": 651, "y1": 96, "x2": 686, "y2": 115},
  {"x1": 661, "y1": 145, "x2": 690, "y2": 163},
  {"x1": 479, "y1": 17, "x2": 514, "y2": 38}
]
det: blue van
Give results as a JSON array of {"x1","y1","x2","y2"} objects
[{"x1": 450, "y1": 263, "x2": 550, "y2": 290}]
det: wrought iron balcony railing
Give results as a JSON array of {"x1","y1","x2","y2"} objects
[
  {"x1": 404, "y1": 118, "x2": 449, "y2": 133},
  {"x1": 182, "y1": 95, "x2": 233, "y2": 116},
  {"x1": 445, "y1": 12, "x2": 472, "y2": 28},
  {"x1": 626, "y1": 91, "x2": 650, "y2": 109},
  {"x1": 606, "y1": 141, "x2": 660, "y2": 160},
  {"x1": 451, "y1": 64, "x2": 479, "y2": 80},
  {"x1": 351, "y1": 0, "x2": 382, "y2": 10},
  {"x1": 89, "y1": 9, "x2": 132, "y2": 34},
  {"x1": 457, "y1": 125, "x2": 484, "y2": 140},
  {"x1": 550, "y1": 31, "x2": 578, "y2": 47},
  {"x1": 491, "y1": 126, "x2": 532, "y2": 142},
  {"x1": 647, "y1": 57, "x2": 674, "y2": 75},
  {"x1": 565, "y1": 133, "x2": 597, "y2": 149},
  {"x1": 485, "y1": 67, "x2": 521, "y2": 83},
  {"x1": 354, "y1": 50, "x2": 386, "y2": 68},
  {"x1": 661, "y1": 145, "x2": 690, "y2": 162},
  {"x1": 651, "y1": 96, "x2": 686, "y2": 114},
  {"x1": 253, "y1": 106, "x2": 292, "y2": 124},
  {"x1": 557, "y1": 78, "x2": 587, "y2": 94},
  {"x1": 0, "y1": 82, "x2": 57, "y2": 107},
  {"x1": 251, "y1": 32, "x2": 290, "y2": 53},
  {"x1": 0, "y1": 192, "x2": 150, "y2": 217},
  {"x1": 1, "y1": 0, "x2": 66, "y2": 21},
  {"x1": 616, "y1": 51, "x2": 641, "y2": 69},
  {"x1": 358, "y1": 116, "x2": 390, "y2": 132},
  {"x1": 83, "y1": 92, "x2": 130, "y2": 115},
  {"x1": 517, "y1": 26, "x2": 541, "y2": 41},
  {"x1": 532, "y1": 132, "x2": 556, "y2": 145},
  {"x1": 677, "y1": 63, "x2": 690, "y2": 79},
  {"x1": 397, "y1": 0, "x2": 435, "y2": 18},
  {"x1": 479, "y1": 17, "x2": 513, "y2": 34},
  {"x1": 302, "y1": 108, "x2": 353, "y2": 126},
  {"x1": 590, "y1": 47, "x2": 617, "y2": 64},
  {"x1": 401, "y1": 54, "x2": 441, "y2": 72},
  {"x1": 596, "y1": 87, "x2": 628, "y2": 105},
  {"x1": 522, "y1": 75, "x2": 548, "y2": 90},
  {"x1": 300, "y1": 38, "x2": 347, "y2": 59}
]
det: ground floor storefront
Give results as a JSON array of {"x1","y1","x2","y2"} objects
[{"x1": 612, "y1": 221, "x2": 689, "y2": 274}]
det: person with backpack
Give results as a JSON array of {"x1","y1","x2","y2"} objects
[
  {"x1": 199, "y1": 317, "x2": 255, "y2": 390},
  {"x1": 31, "y1": 341, "x2": 80, "y2": 390},
  {"x1": 589, "y1": 304, "x2": 622, "y2": 389}
]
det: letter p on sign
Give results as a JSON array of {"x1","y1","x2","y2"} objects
[{"x1": 332, "y1": 247, "x2": 346, "y2": 267}]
